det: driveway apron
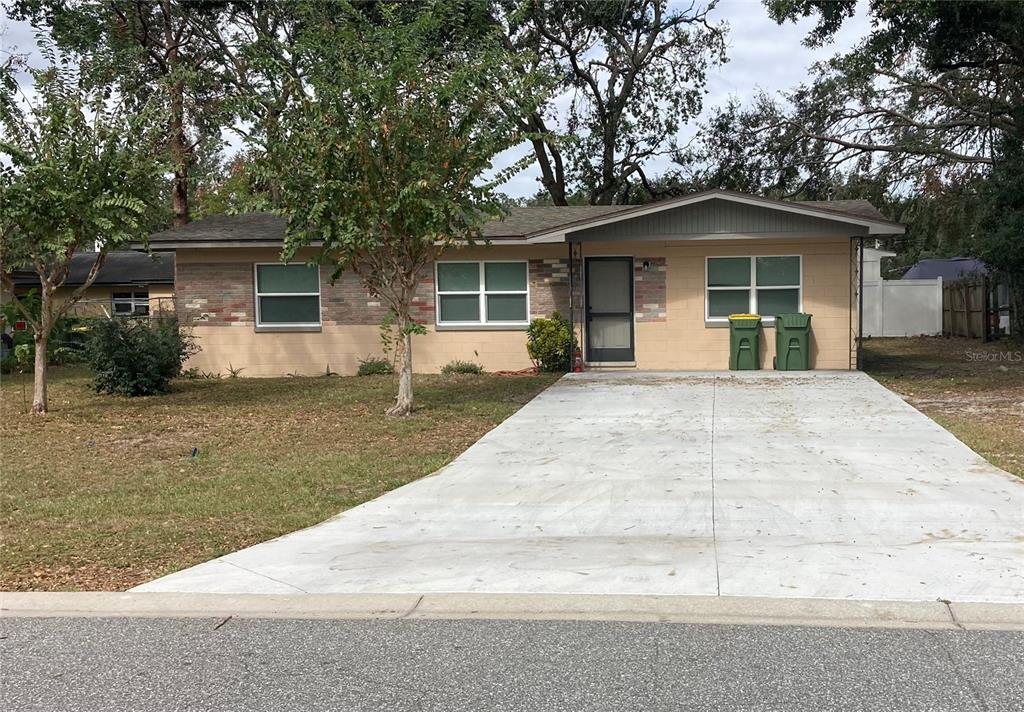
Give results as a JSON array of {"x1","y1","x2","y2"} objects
[{"x1": 134, "y1": 372, "x2": 1024, "y2": 602}]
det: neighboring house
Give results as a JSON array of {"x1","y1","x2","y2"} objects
[
  {"x1": 903, "y1": 257, "x2": 988, "y2": 281},
  {"x1": 7, "y1": 252, "x2": 175, "y2": 318},
  {"x1": 145, "y1": 189, "x2": 904, "y2": 376},
  {"x1": 861, "y1": 247, "x2": 942, "y2": 337}
]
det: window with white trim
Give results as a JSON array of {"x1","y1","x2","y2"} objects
[
  {"x1": 255, "y1": 263, "x2": 321, "y2": 327},
  {"x1": 435, "y1": 261, "x2": 529, "y2": 325},
  {"x1": 112, "y1": 291, "x2": 150, "y2": 317},
  {"x1": 705, "y1": 256, "x2": 801, "y2": 322}
]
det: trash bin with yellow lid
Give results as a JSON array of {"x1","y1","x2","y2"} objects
[{"x1": 728, "y1": 314, "x2": 761, "y2": 370}]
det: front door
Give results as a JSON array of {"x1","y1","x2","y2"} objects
[{"x1": 585, "y1": 257, "x2": 635, "y2": 362}]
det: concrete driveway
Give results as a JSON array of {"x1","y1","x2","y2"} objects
[{"x1": 135, "y1": 372, "x2": 1024, "y2": 602}]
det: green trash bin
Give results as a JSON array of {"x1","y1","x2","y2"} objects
[
  {"x1": 774, "y1": 313, "x2": 812, "y2": 370},
  {"x1": 728, "y1": 314, "x2": 762, "y2": 370}
]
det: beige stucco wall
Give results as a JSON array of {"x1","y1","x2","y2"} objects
[{"x1": 176, "y1": 238, "x2": 855, "y2": 376}]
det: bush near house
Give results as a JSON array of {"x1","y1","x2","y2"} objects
[
  {"x1": 357, "y1": 356, "x2": 394, "y2": 376},
  {"x1": 441, "y1": 360, "x2": 483, "y2": 375},
  {"x1": 527, "y1": 312, "x2": 575, "y2": 372},
  {"x1": 86, "y1": 319, "x2": 197, "y2": 396}
]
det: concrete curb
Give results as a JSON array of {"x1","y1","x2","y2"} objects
[{"x1": 3, "y1": 592, "x2": 1022, "y2": 630}]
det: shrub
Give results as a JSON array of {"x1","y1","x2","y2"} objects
[
  {"x1": 441, "y1": 359, "x2": 483, "y2": 375},
  {"x1": 86, "y1": 318, "x2": 197, "y2": 396},
  {"x1": 357, "y1": 356, "x2": 394, "y2": 376},
  {"x1": 526, "y1": 311, "x2": 575, "y2": 372}
]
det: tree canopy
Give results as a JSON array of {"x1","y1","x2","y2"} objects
[
  {"x1": 258, "y1": 1, "x2": 543, "y2": 414},
  {"x1": 0, "y1": 60, "x2": 164, "y2": 413}
]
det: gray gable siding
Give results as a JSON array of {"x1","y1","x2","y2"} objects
[{"x1": 573, "y1": 198, "x2": 867, "y2": 242}]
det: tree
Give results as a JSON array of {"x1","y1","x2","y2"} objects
[
  {"x1": 758, "y1": 0, "x2": 1023, "y2": 184},
  {"x1": 0, "y1": 62, "x2": 163, "y2": 414},
  {"x1": 496, "y1": 0, "x2": 727, "y2": 205},
  {"x1": 978, "y1": 137, "x2": 1024, "y2": 337},
  {"x1": 259, "y1": 2, "x2": 542, "y2": 415},
  {"x1": 12, "y1": 0, "x2": 228, "y2": 226}
]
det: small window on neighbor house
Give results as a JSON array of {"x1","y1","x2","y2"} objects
[
  {"x1": 435, "y1": 261, "x2": 529, "y2": 325},
  {"x1": 255, "y1": 263, "x2": 321, "y2": 327},
  {"x1": 112, "y1": 291, "x2": 150, "y2": 317},
  {"x1": 706, "y1": 256, "x2": 801, "y2": 322}
]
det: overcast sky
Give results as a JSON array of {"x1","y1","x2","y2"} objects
[{"x1": 1, "y1": 0, "x2": 870, "y2": 198}]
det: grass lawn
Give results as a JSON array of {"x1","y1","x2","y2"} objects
[
  {"x1": 863, "y1": 336, "x2": 1023, "y2": 479},
  {"x1": 1, "y1": 368, "x2": 560, "y2": 592}
]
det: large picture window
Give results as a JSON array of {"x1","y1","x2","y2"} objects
[
  {"x1": 255, "y1": 263, "x2": 321, "y2": 327},
  {"x1": 706, "y1": 255, "x2": 801, "y2": 322},
  {"x1": 435, "y1": 261, "x2": 529, "y2": 325}
]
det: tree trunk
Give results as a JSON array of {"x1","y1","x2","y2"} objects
[
  {"x1": 31, "y1": 330, "x2": 48, "y2": 415},
  {"x1": 169, "y1": 78, "x2": 190, "y2": 227},
  {"x1": 386, "y1": 329, "x2": 414, "y2": 416},
  {"x1": 1009, "y1": 276, "x2": 1024, "y2": 340}
]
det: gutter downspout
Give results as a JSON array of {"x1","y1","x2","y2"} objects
[{"x1": 857, "y1": 235, "x2": 865, "y2": 370}]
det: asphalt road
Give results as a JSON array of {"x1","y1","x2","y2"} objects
[{"x1": 2, "y1": 617, "x2": 1022, "y2": 711}]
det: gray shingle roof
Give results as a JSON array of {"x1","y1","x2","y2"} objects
[
  {"x1": 482, "y1": 205, "x2": 632, "y2": 238},
  {"x1": 10, "y1": 251, "x2": 174, "y2": 287},
  {"x1": 796, "y1": 199, "x2": 890, "y2": 223},
  {"x1": 149, "y1": 212, "x2": 286, "y2": 244},
  {"x1": 144, "y1": 192, "x2": 899, "y2": 246}
]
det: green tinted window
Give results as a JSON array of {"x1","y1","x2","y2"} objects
[
  {"x1": 258, "y1": 295, "x2": 320, "y2": 324},
  {"x1": 707, "y1": 258, "x2": 750, "y2": 287},
  {"x1": 256, "y1": 264, "x2": 319, "y2": 293},
  {"x1": 486, "y1": 294, "x2": 527, "y2": 322},
  {"x1": 439, "y1": 294, "x2": 480, "y2": 322},
  {"x1": 708, "y1": 290, "x2": 750, "y2": 317},
  {"x1": 484, "y1": 262, "x2": 527, "y2": 291},
  {"x1": 756, "y1": 288, "x2": 800, "y2": 316},
  {"x1": 756, "y1": 256, "x2": 800, "y2": 286},
  {"x1": 437, "y1": 263, "x2": 480, "y2": 292}
]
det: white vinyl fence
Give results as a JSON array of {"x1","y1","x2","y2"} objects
[{"x1": 863, "y1": 278, "x2": 943, "y2": 337}]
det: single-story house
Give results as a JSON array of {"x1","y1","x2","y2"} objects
[
  {"x1": 7, "y1": 251, "x2": 175, "y2": 318},
  {"x1": 144, "y1": 189, "x2": 904, "y2": 376}
]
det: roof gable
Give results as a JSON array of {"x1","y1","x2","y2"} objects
[{"x1": 570, "y1": 196, "x2": 872, "y2": 242}]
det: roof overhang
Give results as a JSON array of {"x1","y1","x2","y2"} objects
[
  {"x1": 523, "y1": 190, "x2": 905, "y2": 243},
  {"x1": 132, "y1": 240, "x2": 306, "y2": 251}
]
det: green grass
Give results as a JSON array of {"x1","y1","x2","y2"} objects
[
  {"x1": 863, "y1": 336, "x2": 1023, "y2": 479},
  {"x1": 1, "y1": 367, "x2": 560, "y2": 591}
]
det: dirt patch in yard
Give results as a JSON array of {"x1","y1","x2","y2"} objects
[{"x1": 863, "y1": 337, "x2": 1024, "y2": 478}]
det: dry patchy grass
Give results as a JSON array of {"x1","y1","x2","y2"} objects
[
  {"x1": 1, "y1": 368, "x2": 560, "y2": 591},
  {"x1": 863, "y1": 336, "x2": 1023, "y2": 478}
]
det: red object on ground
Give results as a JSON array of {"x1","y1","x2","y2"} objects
[{"x1": 573, "y1": 350, "x2": 583, "y2": 373}]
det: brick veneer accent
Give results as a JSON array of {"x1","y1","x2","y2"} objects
[
  {"x1": 178, "y1": 257, "x2": 654, "y2": 328},
  {"x1": 529, "y1": 258, "x2": 570, "y2": 319},
  {"x1": 177, "y1": 262, "x2": 255, "y2": 325},
  {"x1": 634, "y1": 256, "x2": 667, "y2": 322},
  {"x1": 177, "y1": 260, "x2": 436, "y2": 328}
]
